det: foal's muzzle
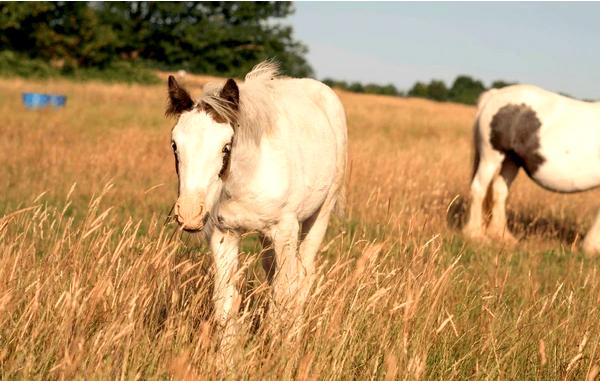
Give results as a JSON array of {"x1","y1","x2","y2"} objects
[{"x1": 174, "y1": 199, "x2": 207, "y2": 232}]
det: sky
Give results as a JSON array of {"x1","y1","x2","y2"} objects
[{"x1": 288, "y1": 2, "x2": 600, "y2": 99}]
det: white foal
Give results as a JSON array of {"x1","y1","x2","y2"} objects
[
  {"x1": 166, "y1": 61, "x2": 347, "y2": 338},
  {"x1": 464, "y1": 84, "x2": 600, "y2": 255}
]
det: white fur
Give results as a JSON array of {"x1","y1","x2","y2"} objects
[
  {"x1": 170, "y1": 61, "x2": 348, "y2": 337},
  {"x1": 464, "y1": 84, "x2": 600, "y2": 254}
]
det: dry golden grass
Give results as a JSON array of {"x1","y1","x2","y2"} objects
[{"x1": 1, "y1": 74, "x2": 600, "y2": 379}]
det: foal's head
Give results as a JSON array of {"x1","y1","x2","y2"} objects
[{"x1": 166, "y1": 75, "x2": 239, "y2": 232}]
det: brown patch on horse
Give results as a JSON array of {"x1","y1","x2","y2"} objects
[
  {"x1": 166, "y1": 75, "x2": 194, "y2": 117},
  {"x1": 219, "y1": 141, "x2": 232, "y2": 179},
  {"x1": 490, "y1": 103, "x2": 546, "y2": 175}
]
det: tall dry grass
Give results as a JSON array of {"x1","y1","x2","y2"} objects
[{"x1": 1, "y1": 75, "x2": 600, "y2": 379}]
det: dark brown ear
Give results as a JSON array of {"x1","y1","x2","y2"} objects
[
  {"x1": 166, "y1": 75, "x2": 194, "y2": 117},
  {"x1": 219, "y1": 78, "x2": 239, "y2": 111}
]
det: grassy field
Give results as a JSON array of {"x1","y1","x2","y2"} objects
[{"x1": 1, "y1": 74, "x2": 600, "y2": 380}]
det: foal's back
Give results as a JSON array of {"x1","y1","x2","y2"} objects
[
  {"x1": 265, "y1": 77, "x2": 346, "y2": 170},
  {"x1": 241, "y1": 76, "x2": 347, "y2": 223}
]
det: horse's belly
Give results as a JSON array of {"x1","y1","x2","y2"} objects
[
  {"x1": 284, "y1": 126, "x2": 338, "y2": 221},
  {"x1": 531, "y1": 144, "x2": 600, "y2": 192},
  {"x1": 297, "y1": 148, "x2": 338, "y2": 220},
  {"x1": 296, "y1": 182, "x2": 332, "y2": 221}
]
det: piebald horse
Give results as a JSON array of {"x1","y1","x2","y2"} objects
[
  {"x1": 166, "y1": 62, "x2": 347, "y2": 338},
  {"x1": 464, "y1": 84, "x2": 600, "y2": 255}
]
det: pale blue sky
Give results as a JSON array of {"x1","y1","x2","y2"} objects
[{"x1": 288, "y1": 2, "x2": 600, "y2": 99}]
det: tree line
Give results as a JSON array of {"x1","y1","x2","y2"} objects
[
  {"x1": 322, "y1": 79, "x2": 402, "y2": 97},
  {"x1": 0, "y1": 2, "x2": 312, "y2": 82},
  {"x1": 408, "y1": 77, "x2": 515, "y2": 105},
  {"x1": 322, "y1": 76, "x2": 515, "y2": 105}
]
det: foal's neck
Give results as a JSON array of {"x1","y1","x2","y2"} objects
[{"x1": 222, "y1": 137, "x2": 261, "y2": 198}]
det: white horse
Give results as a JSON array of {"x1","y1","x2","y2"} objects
[
  {"x1": 464, "y1": 84, "x2": 600, "y2": 255},
  {"x1": 166, "y1": 61, "x2": 347, "y2": 335}
]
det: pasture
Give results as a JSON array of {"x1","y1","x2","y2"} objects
[{"x1": 1, "y1": 75, "x2": 599, "y2": 380}]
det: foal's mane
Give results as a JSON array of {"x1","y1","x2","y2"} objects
[{"x1": 200, "y1": 60, "x2": 281, "y2": 145}]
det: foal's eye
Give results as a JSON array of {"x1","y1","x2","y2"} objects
[
  {"x1": 222, "y1": 143, "x2": 231, "y2": 154},
  {"x1": 171, "y1": 142, "x2": 177, "y2": 152}
]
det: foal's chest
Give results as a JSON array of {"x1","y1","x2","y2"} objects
[{"x1": 214, "y1": 197, "x2": 281, "y2": 234}]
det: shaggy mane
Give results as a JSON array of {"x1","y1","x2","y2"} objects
[
  {"x1": 199, "y1": 60, "x2": 282, "y2": 144},
  {"x1": 244, "y1": 60, "x2": 280, "y2": 82}
]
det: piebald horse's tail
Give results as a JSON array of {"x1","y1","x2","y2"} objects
[
  {"x1": 471, "y1": 89, "x2": 497, "y2": 181},
  {"x1": 471, "y1": 122, "x2": 481, "y2": 182}
]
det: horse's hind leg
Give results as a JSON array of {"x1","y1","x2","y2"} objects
[
  {"x1": 582, "y1": 207, "x2": 600, "y2": 256},
  {"x1": 297, "y1": 201, "x2": 335, "y2": 306},
  {"x1": 463, "y1": 151, "x2": 504, "y2": 240},
  {"x1": 486, "y1": 158, "x2": 519, "y2": 243},
  {"x1": 260, "y1": 235, "x2": 276, "y2": 284},
  {"x1": 267, "y1": 214, "x2": 301, "y2": 313},
  {"x1": 260, "y1": 200, "x2": 332, "y2": 316}
]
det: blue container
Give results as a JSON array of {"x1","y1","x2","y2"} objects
[
  {"x1": 22, "y1": 92, "x2": 51, "y2": 109},
  {"x1": 49, "y1": 95, "x2": 67, "y2": 107}
]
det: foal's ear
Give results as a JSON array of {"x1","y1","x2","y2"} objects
[
  {"x1": 166, "y1": 75, "x2": 194, "y2": 117},
  {"x1": 219, "y1": 78, "x2": 239, "y2": 111}
]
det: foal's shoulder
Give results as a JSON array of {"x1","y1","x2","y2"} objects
[{"x1": 274, "y1": 77, "x2": 337, "y2": 101}]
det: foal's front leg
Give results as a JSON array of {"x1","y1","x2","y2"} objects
[{"x1": 208, "y1": 227, "x2": 241, "y2": 344}]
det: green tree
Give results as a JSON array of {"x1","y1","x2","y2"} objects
[
  {"x1": 408, "y1": 81, "x2": 429, "y2": 98},
  {"x1": 380, "y1": 84, "x2": 400, "y2": 96},
  {"x1": 0, "y1": 2, "x2": 116, "y2": 68},
  {"x1": 97, "y1": 2, "x2": 312, "y2": 77},
  {"x1": 448, "y1": 75, "x2": 485, "y2": 105},
  {"x1": 491, "y1": 80, "x2": 515, "y2": 89},
  {"x1": 426, "y1": 79, "x2": 448, "y2": 101},
  {"x1": 363, "y1": 83, "x2": 379, "y2": 94},
  {"x1": 363, "y1": 83, "x2": 400, "y2": 96},
  {"x1": 322, "y1": 78, "x2": 336, "y2": 88},
  {"x1": 322, "y1": 78, "x2": 400, "y2": 97},
  {"x1": 348, "y1": 82, "x2": 364, "y2": 93},
  {"x1": 0, "y1": 2, "x2": 312, "y2": 78}
]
